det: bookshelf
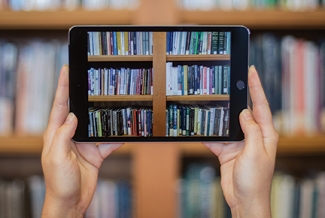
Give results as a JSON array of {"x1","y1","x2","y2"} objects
[
  {"x1": 1, "y1": 9, "x2": 325, "y2": 30},
  {"x1": 1, "y1": 136, "x2": 325, "y2": 155},
  {"x1": 1, "y1": 1, "x2": 325, "y2": 217}
]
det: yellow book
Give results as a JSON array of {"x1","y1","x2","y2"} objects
[
  {"x1": 117, "y1": 32, "x2": 121, "y2": 55},
  {"x1": 124, "y1": 32, "x2": 129, "y2": 55}
]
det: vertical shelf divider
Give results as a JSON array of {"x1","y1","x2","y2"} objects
[{"x1": 152, "y1": 32, "x2": 167, "y2": 136}]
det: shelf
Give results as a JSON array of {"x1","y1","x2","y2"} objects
[
  {"x1": 166, "y1": 95, "x2": 229, "y2": 101},
  {"x1": 0, "y1": 9, "x2": 133, "y2": 29},
  {"x1": 179, "y1": 135, "x2": 325, "y2": 156},
  {"x1": 88, "y1": 55, "x2": 153, "y2": 62},
  {"x1": 2, "y1": 9, "x2": 325, "y2": 30},
  {"x1": 89, "y1": 95, "x2": 153, "y2": 102},
  {"x1": 166, "y1": 54, "x2": 230, "y2": 61},
  {"x1": 0, "y1": 136, "x2": 133, "y2": 155},
  {"x1": 179, "y1": 9, "x2": 325, "y2": 29},
  {"x1": 1, "y1": 135, "x2": 324, "y2": 155}
]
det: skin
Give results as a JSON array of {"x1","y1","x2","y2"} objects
[
  {"x1": 41, "y1": 65, "x2": 278, "y2": 218},
  {"x1": 41, "y1": 65, "x2": 123, "y2": 217},
  {"x1": 204, "y1": 65, "x2": 278, "y2": 218}
]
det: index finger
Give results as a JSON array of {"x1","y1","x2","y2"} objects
[
  {"x1": 248, "y1": 66, "x2": 277, "y2": 141},
  {"x1": 43, "y1": 65, "x2": 70, "y2": 153}
]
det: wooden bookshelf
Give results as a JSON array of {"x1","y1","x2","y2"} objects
[
  {"x1": 1, "y1": 9, "x2": 325, "y2": 30},
  {"x1": 166, "y1": 95, "x2": 229, "y2": 101},
  {"x1": 0, "y1": 9, "x2": 134, "y2": 29},
  {"x1": 179, "y1": 9, "x2": 325, "y2": 29},
  {"x1": 89, "y1": 95, "x2": 153, "y2": 102},
  {"x1": 0, "y1": 136, "x2": 133, "y2": 155},
  {"x1": 166, "y1": 54, "x2": 230, "y2": 61},
  {"x1": 1, "y1": 136, "x2": 324, "y2": 155},
  {"x1": 88, "y1": 55, "x2": 153, "y2": 62},
  {"x1": 2, "y1": 2, "x2": 325, "y2": 218}
]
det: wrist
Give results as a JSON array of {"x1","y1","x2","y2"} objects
[
  {"x1": 230, "y1": 199, "x2": 271, "y2": 218},
  {"x1": 42, "y1": 194, "x2": 84, "y2": 218}
]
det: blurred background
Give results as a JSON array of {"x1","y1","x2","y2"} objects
[{"x1": 0, "y1": 0, "x2": 325, "y2": 217}]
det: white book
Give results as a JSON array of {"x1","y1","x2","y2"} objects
[
  {"x1": 299, "y1": 179, "x2": 315, "y2": 218},
  {"x1": 63, "y1": 0, "x2": 79, "y2": 10},
  {"x1": 209, "y1": 107, "x2": 215, "y2": 136},
  {"x1": 149, "y1": 32, "x2": 153, "y2": 55},
  {"x1": 197, "y1": 108, "x2": 202, "y2": 135},
  {"x1": 180, "y1": 32, "x2": 187, "y2": 55},
  {"x1": 232, "y1": 0, "x2": 248, "y2": 10},
  {"x1": 218, "y1": 108, "x2": 224, "y2": 136},
  {"x1": 304, "y1": 41, "x2": 318, "y2": 134},
  {"x1": 219, "y1": 0, "x2": 233, "y2": 10},
  {"x1": 166, "y1": 62, "x2": 172, "y2": 95},
  {"x1": 172, "y1": 67, "x2": 178, "y2": 95}
]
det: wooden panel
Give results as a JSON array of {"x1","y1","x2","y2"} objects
[
  {"x1": 180, "y1": 9, "x2": 325, "y2": 29},
  {"x1": 152, "y1": 32, "x2": 167, "y2": 136},
  {"x1": 88, "y1": 55, "x2": 153, "y2": 62},
  {"x1": 0, "y1": 10, "x2": 133, "y2": 29},
  {"x1": 0, "y1": 136, "x2": 133, "y2": 155},
  {"x1": 167, "y1": 95, "x2": 229, "y2": 101},
  {"x1": 133, "y1": 143, "x2": 180, "y2": 218},
  {"x1": 133, "y1": 0, "x2": 179, "y2": 25},
  {"x1": 88, "y1": 95, "x2": 153, "y2": 102},
  {"x1": 166, "y1": 54, "x2": 230, "y2": 61}
]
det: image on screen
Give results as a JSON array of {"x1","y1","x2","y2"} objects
[{"x1": 86, "y1": 31, "x2": 231, "y2": 138}]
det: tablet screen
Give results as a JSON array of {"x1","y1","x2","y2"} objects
[{"x1": 69, "y1": 26, "x2": 249, "y2": 142}]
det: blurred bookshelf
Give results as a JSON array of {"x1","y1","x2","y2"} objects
[{"x1": 1, "y1": 0, "x2": 325, "y2": 217}]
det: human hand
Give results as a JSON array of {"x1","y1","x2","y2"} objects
[
  {"x1": 41, "y1": 65, "x2": 123, "y2": 218},
  {"x1": 203, "y1": 66, "x2": 278, "y2": 218}
]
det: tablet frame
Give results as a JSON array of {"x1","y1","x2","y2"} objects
[{"x1": 69, "y1": 25, "x2": 249, "y2": 142}]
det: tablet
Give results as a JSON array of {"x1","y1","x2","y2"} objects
[{"x1": 69, "y1": 25, "x2": 249, "y2": 142}]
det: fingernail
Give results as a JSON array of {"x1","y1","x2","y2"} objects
[
  {"x1": 250, "y1": 65, "x2": 256, "y2": 71},
  {"x1": 241, "y1": 109, "x2": 252, "y2": 120},
  {"x1": 65, "y1": 112, "x2": 75, "y2": 124}
]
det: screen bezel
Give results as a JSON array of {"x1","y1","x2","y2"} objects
[{"x1": 69, "y1": 25, "x2": 249, "y2": 142}]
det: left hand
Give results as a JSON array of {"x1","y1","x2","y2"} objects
[{"x1": 41, "y1": 65, "x2": 123, "y2": 217}]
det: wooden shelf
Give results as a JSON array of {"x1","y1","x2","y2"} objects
[
  {"x1": 179, "y1": 135, "x2": 325, "y2": 156},
  {"x1": 179, "y1": 9, "x2": 325, "y2": 29},
  {"x1": 89, "y1": 95, "x2": 153, "y2": 102},
  {"x1": 166, "y1": 54, "x2": 230, "y2": 61},
  {"x1": 167, "y1": 95, "x2": 229, "y2": 101},
  {"x1": 88, "y1": 55, "x2": 153, "y2": 62},
  {"x1": 1, "y1": 9, "x2": 325, "y2": 30},
  {"x1": 0, "y1": 9, "x2": 134, "y2": 29},
  {"x1": 0, "y1": 136, "x2": 133, "y2": 155},
  {"x1": 1, "y1": 135, "x2": 324, "y2": 155}
]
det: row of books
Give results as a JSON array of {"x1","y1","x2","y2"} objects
[
  {"x1": 178, "y1": 163, "x2": 230, "y2": 218},
  {"x1": 250, "y1": 34, "x2": 325, "y2": 135},
  {"x1": 0, "y1": 0, "x2": 137, "y2": 11},
  {"x1": 0, "y1": 39, "x2": 67, "y2": 135},
  {"x1": 0, "y1": 176, "x2": 132, "y2": 218},
  {"x1": 178, "y1": 164, "x2": 325, "y2": 218},
  {"x1": 166, "y1": 104, "x2": 230, "y2": 137},
  {"x1": 166, "y1": 63, "x2": 230, "y2": 96},
  {"x1": 88, "y1": 107, "x2": 153, "y2": 137},
  {"x1": 88, "y1": 68, "x2": 153, "y2": 96},
  {"x1": 166, "y1": 31, "x2": 231, "y2": 55},
  {"x1": 0, "y1": 176, "x2": 45, "y2": 218},
  {"x1": 271, "y1": 172, "x2": 325, "y2": 218},
  {"x1": 85, "y1": 179, "x2": 132, "y2": 218},
  {"x1": 88, "y1": 31, "x2": 153, "y2": 56},
  {"x1": 180, "y1": 0, "x2": 325, "y2": 11}
]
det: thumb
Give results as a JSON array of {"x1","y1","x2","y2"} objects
[
  {"x1": 50, "y1": 113, "x2": 78, "y2": 156},
  {"x1": 239, "y1": 109, "x2": 264, "y2": 153}
]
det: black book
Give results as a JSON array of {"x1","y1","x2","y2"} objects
[
  {"x1": 211, "y1": 32, "x2": 219, "y2": 54},
  {"x1": 218, "y1": 32, "x2": 225, "y2": 54},
  {"x1": 101, "y1": 32, "x2": 107, "y2": 55}
]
